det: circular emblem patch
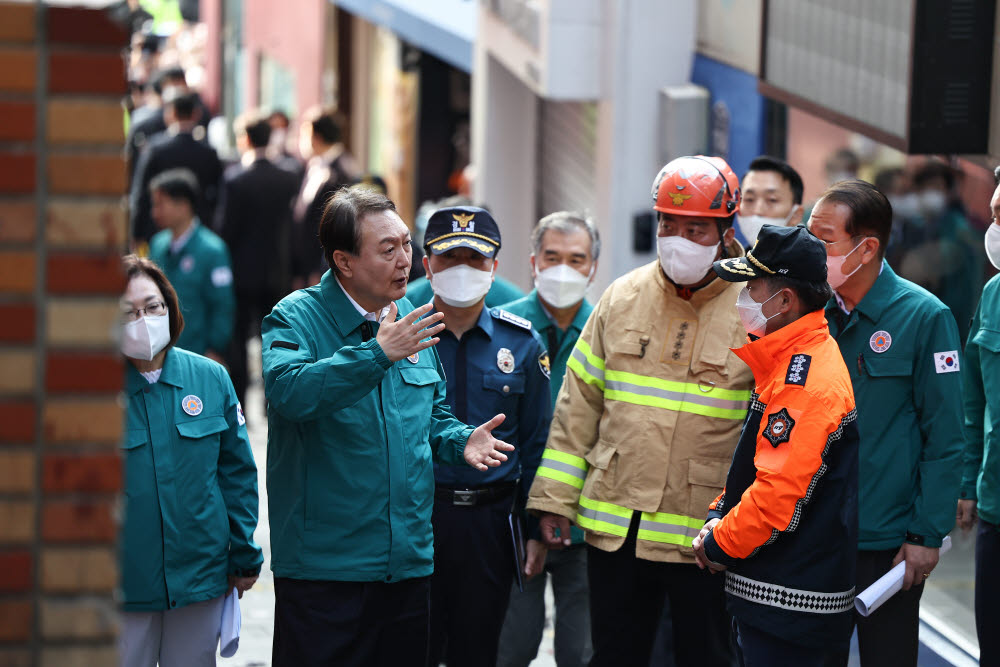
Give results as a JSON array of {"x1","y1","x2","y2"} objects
[
  {"x1": 181, "y1": 394, "x2": 203, "y2": 416},
  {"x1": 763, "y1": 407, "x2": 796, "y2": 448},
  {"x1": 497, "y1": 348, "x2": 515, "y2": 374},
  {"x1": 180, "y1": 255, "x2": 195, "y2": 273},
  {"x1": 869, "y1": 330, "x2": 892, "y2": 353}
]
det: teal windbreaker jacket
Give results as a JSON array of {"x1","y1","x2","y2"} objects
[{"x1": 262, "y1": 271, "x2": 475, "y2": 582}]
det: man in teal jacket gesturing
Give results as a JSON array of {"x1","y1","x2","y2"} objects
[{"x1": 262, "y1": 185, "x2": 514, "y2": 666}]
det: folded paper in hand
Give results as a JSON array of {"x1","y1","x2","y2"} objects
[
  {"x1": 219, "y1": 587, "x2": 241, "y2": 658},
  {"x1": 854, "y1": 535, "x2": 952, "y2": 617}
]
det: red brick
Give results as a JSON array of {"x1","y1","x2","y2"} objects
[
  {"x1": 0, "y1": 153, "x2": 35, "y2": 194},
  {"x1": 46, "y1": 253, "x2": 124, "y2": 294},
  {"x1": 48, "y1": 7, "x2": 128, "y2": 47},
  {"x1": 49, "y1": 52, "x2": 124, "y2": 95},
  {"x1": 0, "y1": 305, "x2": 35, "y2": 343},
  {"x1": 0, "y1": 552, "x2": 32, "y2": 593},
  {"x1": 42, "y1": 501, "x2": 116, "y2": 543},
  {"x1": 0, "y1": 401, "x2": 35, "y2": 442},
  {"x1": 0, "y1": 200, "x2": 36, "y2": 243},
  {"x1": 0, "y1": 600, "x2": 32, "y2": 642},
  {"x1": 48, "y1": 154, "x2": 126, "y2": 196},
  {"x1": 45, "y1": 353, "x2": 123, "y2": 393},
  {"x1": 0, "y1": 3, "x2": 36, "y2": 43},
  {"x1": 0, "y1": 48, "x2": 37, "y2": 93},
  {"x1": 0, "y1": 102, "x2": 35, "y2": 141},
  {"x1": 42, "y1": 454, "x2": 121, "y2": 494}
]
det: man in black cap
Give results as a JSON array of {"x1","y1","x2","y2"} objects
[
  {"x1": 418, "y1": 206, "x2": 552, "y2": 667},
  {"x1": 692, "y1": 225, "x2": 860, "y2": 666}
]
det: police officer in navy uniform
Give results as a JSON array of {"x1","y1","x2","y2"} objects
[{"x1": 420, "y1": 207, "x2": 552, "y2": 667}]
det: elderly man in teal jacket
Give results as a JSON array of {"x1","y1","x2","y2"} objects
[{"x1": 263, "y1": 185, "x2": 514, "y2": 667}]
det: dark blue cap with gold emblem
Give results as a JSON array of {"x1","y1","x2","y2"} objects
[
  {"x1": 424, "y1": 206, "x2": 501, "y2": 258},
  {"x1": 712, "y1": 224, "x2": 827, "y2": 283}
]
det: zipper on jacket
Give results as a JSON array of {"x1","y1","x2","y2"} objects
[{"x1": 363, "y1": 320, "x2": 394, "y2": 576}]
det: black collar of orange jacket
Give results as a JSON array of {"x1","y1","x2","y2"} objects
[{"x1": 732, "y1": 309, "x2": 831, "y2": 383}]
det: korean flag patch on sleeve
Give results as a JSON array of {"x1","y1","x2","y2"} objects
[{"x1": 934, "y1": 350, "x2": 960, "y2": 374}]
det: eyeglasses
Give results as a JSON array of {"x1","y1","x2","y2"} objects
[{"x1": 121, "y1": 301, "x2": 167, "y2": 322}]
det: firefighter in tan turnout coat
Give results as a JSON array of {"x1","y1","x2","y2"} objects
[{"x1": 528, "y1": 156, "x2": 754, "y2": 666}]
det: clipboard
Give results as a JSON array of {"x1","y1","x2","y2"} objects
[{"x1": 508, "y1": 510, "x2": 526, "y2": 593}]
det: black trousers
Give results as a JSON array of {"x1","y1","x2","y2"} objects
[
  {"x1": 735, "y1": 619, "x2": 847, "y2": 667},
  {"x1": 227, "y1": 288, "x2": 281, "y2": 409},
  {"x1": 852, "y1": 548, "x2": 924, "y2": 667},
  {"x1": 428, "y1": 491, "x2": 515, "y2": 667},
  {"x1": 587, "y1": 514, "x2": 733, "y2": 667},
  {"x1": 977, "y1": 520, "x2": 1000, "y2": 667},
  {"x1": 272, "y1": 576, "x2": 430, "y2": 667}
]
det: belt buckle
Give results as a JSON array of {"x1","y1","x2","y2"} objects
[{"x1": 453, "y1": 490, "x2": 475, "y2": 506}]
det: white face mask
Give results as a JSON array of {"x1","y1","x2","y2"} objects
[
  {"x1": 918, "y1": 190, "x2": 947, "y2": 217},
  {"x1": 535, "y1": 263, "x2": 592, "y2": 309},
  {"x1": 736, "y1": 206, "x2": 798, "y2": 244},
  {"x1": 657, "y1": 236, "x2": 719, "y2": 286},
  {"x1": 889, "y1": 193, "x2": 921, "y2": 220},
  {"x1": 430, "y1": 263, "x2": 494, "y2": 308},
  {"x1": 986, "y1": 222, "x2": 1000, "y2": 271},
  {"x1": 121, "y1": 314, "x2": 170, "y2": 361},
  {"x1": 826, "y1": 238, "x2": 869, "y2": 289},
  {"x1": 736, "y1": 286, "x2": 781, "y2": 338}
]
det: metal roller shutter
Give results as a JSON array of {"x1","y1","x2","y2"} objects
[{"x1": 537, "y1": 101, "x2": 598, "y2": 219}]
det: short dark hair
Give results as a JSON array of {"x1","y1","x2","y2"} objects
[
  {"x1": 149, "y1": 168, "x2": 199, "y2": 211},
  {"x1": 164, "y1": 90, "x2": 196, "y2": 121},
  {"x1": 319, "y1": 185, "x2": 398, "y2": 273},
  {"x1": 913, "y1": 160, "x2": 956, "y2": 191},
  {"x1": 747, "y1": 155, "x2": 805, "y2": 205},
  {"x1": 762, "y1": 274, "x2": 833, "y2": 314},
  {"x1": 122, "y1": 254, "x2": 185, "y2": 347},
  {"x1": 234, "y1": 109, "x2": 271, "y2": 148},
  {"x1": 816, "y1": 180, "x2": 892, "y2": 259},
  {"x1": 152, "y1": 66, "x2": 186, "y2": 95},
  {"x1": 268, "y1": 110, "x2": 290, "y2": 128},
  {"x1": 303, "y1": 105, "x2": 343, "y2": 146}
]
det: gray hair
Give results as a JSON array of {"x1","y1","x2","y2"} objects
[{"x1": 531, "y1": 211, "x2": 601, "y2": 260}]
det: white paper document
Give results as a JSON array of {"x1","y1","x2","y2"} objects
[
  {"x1": 854, "y1": 535, "x2": 952, "y2": 617},
  {"x1": 219, "y1": 587, "x2": 241, "y2": 658}
]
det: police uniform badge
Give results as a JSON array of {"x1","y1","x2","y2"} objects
[
  {"x1": 182, "y1": 394, "x2": 203, "y2": 416},
  {"x1": 538, "y1": 351, "x2": 551, "y2": 379},
  {"x1": 406, "y1": 352, "x2": 420, "y2": 364},
  {"x1": 870, "y1": 330, "x2": 892, "y2": 353},
  {"x1": 452, "y1": 212, "x2": 475, "y2": 233},
  {"x1": 497, "y1": 348, "x2": 515, "y2": 374},
  {"x1": 763, "y1": 408, "x2": 795, "y2": 448}
]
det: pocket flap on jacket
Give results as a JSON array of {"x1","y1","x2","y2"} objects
[
  {"x1": 974, "y1": 328, "x2": 1000, "y2": 353},
  {"x1": 863, "y1": 355, "x2": 912, "y2": 377},
  {"x1": 584, "y1": 441, "x2": 616, "y2": 470},
  {"x1": 688, "y1": 459, "x2": 727, "y2": 487},
  {"x1": 176, "y1": 416, "x2": 228, "y2": 439},
  {"x1": 398, "y1": 366, "x2": 441, "y2": 387},
  {"x1": 482, "y1": 373, "x2": 525, "y2": 395},
  {"x1": 121, "y1": 428, "x2": 148, "y2": 450}
]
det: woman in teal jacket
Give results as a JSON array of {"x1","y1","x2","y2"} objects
[{"x1": 118, "y1": 255, "x2": 263, "y2": 667}]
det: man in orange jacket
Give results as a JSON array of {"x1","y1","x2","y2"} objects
[{"x1": 693, "y1": 225, "x2": 860, "y2": 665}]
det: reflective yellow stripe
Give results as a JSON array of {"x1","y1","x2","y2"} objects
[
  {"x1": 567, "y1": 339, "x2": 605, "y2": 389},
  {"x1": 542, "y1": 449, "x2": 587, "y2": 471},
  {"x1": 536, "y1": 467, "x2": 585, "y2": 489},
  {"x1": 576, "y1": 495, "x2": 705, "y2": 546},
  {"x1": 576, "y1": 495, "x2": 632, "y2": 536},
  {"x1": 603, "y1": 369, "x2": 749, "y2": 420}
]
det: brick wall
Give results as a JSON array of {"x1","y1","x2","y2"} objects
[{"x1": 0, "y1": 3, "x2": 127, "y2": 665}]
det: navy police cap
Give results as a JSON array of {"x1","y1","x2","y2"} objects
[{"x1": 424, "y1": 206, "x2": 501, "y2": 258}]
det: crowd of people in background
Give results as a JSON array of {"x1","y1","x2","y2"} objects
[{"x1": 115, "y1": 14, "x2": 1000, "y2": 667}]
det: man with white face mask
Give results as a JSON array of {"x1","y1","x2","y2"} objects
[
  {"x1": 735, "y1": 155, "x2": 805, "y2": 247},
  {"x1": 693, "y1": 224, "x2": 858, "y2": 665},
  {"x1": 421, "y1": 206, "x2": 552, "y2": 667},
  {"x1": 527, "y1": 156, "x2": 754, "y2": 666},
  {"x1": 497, "y1": 211, "x2": 600, "y2": 667},
  {"x1": 809, "y1": 179, "x2": 964, "y2": 667},
  {"x1": 955, "y1": 166, "x2": 1000, "y2": 666}
]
